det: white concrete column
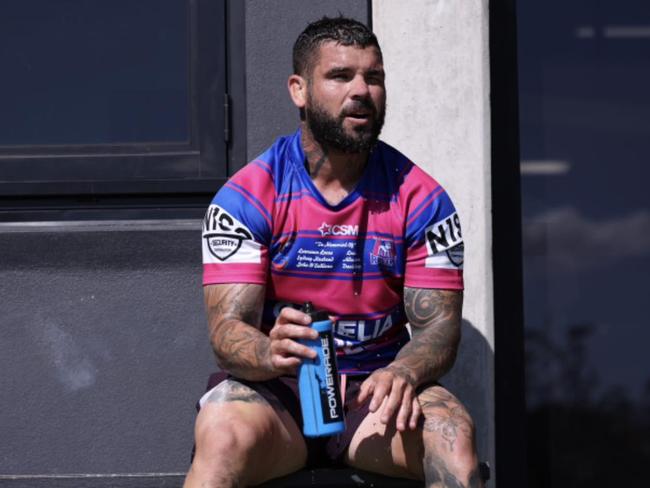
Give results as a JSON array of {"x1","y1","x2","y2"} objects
[{"x1": 373, "y1": 0, "x2": 495, "y2": 475}]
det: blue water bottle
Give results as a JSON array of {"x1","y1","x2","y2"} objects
[{"x1": 298, "y1": 302, "x2": 345, "y2": 437}]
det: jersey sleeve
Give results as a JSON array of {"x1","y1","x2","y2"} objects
[
  {"x1": 202, "y1": 161, "x2": 275, "y2": 285},
  {"x1": 402, "y1": 171, "x2": 464, "y2": 290}
]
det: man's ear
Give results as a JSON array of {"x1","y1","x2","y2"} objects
[{"x1": 288, "y1": 74, "x2": 307, "y2": 109}]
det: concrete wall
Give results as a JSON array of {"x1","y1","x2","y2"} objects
[{"x1": 373, "y1": 0, "x2": 495, "y2": 475}]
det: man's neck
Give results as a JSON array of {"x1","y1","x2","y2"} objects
[{"x1": 301, "y1": 124, "x2": 368, "y2": 206}]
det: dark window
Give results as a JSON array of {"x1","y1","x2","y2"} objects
[
  {"x1": 518, "y1": 0, "x2": 650, "y2": 486},
  {"x1": 0, "y1": 0, "x2": 229, "y2": 203},
  {"x1": 0, "y1": 0, "x2": 189, "y2": 146}
]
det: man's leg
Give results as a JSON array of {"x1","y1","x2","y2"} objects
[
  {"x1": 184, "y1": 379, "x2": 308, "y2": 488},
  {"x1": 344, "y1": 385, "x2": 483, "y2": 488}
]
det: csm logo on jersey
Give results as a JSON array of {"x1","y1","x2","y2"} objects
[
  {"x1": 203, "y1": 205, "x2": 254, "y2": 261},
  {"x1": 425, "y1": 212, "x2": 464, "y2": 268},
  {"x1": 318, "y1": 222, "x2": 359, "y2": 237}
]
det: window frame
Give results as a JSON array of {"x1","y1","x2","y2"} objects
[
  {"x1": 490, "y1": 0, "x2": 528, "y2": 486},
  {"x1": 0, "y1": 0, "x2": 229, "y2": 199}
]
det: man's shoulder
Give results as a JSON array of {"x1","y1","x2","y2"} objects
[
  {"x1": 229, "y1": 130, "x2": 302, "y2": 189},
  {"x1": 374, "y1": 140, "x2": 441, "y2": 191},
  {"x1": 374, "y1": 139, "x2": 407, "y2": 164}
]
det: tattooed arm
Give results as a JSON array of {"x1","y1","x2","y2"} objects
[
  {"x1": 205, "y1": 283, "x2": 268, "y2": 380},
  {"x1": 357, "y1": 287, "x2": 462, "y2": 431},
  {"x1": 395, "y1": 287, "x2": 463, "y2": 383},
  {"x1": 205, "y1": 284, "x2": 318, "y2": 381}
]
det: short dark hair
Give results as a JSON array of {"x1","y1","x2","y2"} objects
[{"x1": 293, "y1": 16, "x2": 382, "y2": 77}]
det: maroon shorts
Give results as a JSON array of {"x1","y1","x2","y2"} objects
[{"x1": 201, "y1": 372, "x2": 372, "y2": 468}]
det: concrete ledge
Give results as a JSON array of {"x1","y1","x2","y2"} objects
[
  {"x1": 1, "y1": 465, "x2": 489, "y2": 487},
  {"x1": 0, "y1": 474, "x2": 185, "y2": 488},
  {"x1": 0, "y1": 470, "x2": 418, "y2": 488},
  {"x1": 0, "y1": 219, "x2": 201, "y2": 233}
]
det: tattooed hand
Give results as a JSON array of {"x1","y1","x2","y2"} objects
[
  {"x1": 356, "y1": 364, "x2": 422, "y2": 432},
  {"x1": 267, "y1": 306, "x2": 319, "y2": 375}
]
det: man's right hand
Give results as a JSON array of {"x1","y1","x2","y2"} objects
[{"x1": 268, "y1": 306, "x2": 319, "y2": 375}]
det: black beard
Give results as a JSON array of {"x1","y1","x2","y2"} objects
[{"x1": 305, "y1": 98, "x2": 385, "y2": 153}]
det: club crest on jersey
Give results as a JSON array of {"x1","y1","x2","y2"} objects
[
  {"x1": 202, "y1": 205, "x2": 254, "y2": 261},
  {"x1": 425, "y1": 212, "x2": 463, "y2": 254},
  {"x1": 318, "y1": 222, "x2": 359, "y2": 237},
  {"x1": 370, "y1": 239, "x2": 395, "y2": 267}
]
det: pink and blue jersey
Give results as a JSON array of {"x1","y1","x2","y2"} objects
[{"x1": 202, "y1": 129, "x2": 464, "y2": 374}]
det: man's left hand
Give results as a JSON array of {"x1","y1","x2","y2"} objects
[{"x1": 356, "y1": 364, "x2": 422, "y2": 432}]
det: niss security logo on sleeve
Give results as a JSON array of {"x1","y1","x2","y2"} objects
[
  {"x1": 202, "y1": 205, "x2": 262, "y2": 263},
  {"x1": 424, "y1": 211, "x2": 464, "y2": 269}
]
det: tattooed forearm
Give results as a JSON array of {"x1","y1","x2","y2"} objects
[
  {"x1": 205, "y1": 283, "x2": 263, "y2": 330},
  {"x1": 392, "y1": 288, "x2": 462, "y2": 385},
  {"x1": 212, "y1": 322, "x2": 273, "y2": 379},
  {"x1": 205, "y1": 284, "x2": 276, "y2": 381}
]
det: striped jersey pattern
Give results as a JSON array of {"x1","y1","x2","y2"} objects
[{"x1": 202, "y1": 128, "x2": 464, "y2": 373}]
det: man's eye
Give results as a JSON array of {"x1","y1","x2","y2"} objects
[{"x1": 333, "y1": 74, "x2": 349, "y2": 80}]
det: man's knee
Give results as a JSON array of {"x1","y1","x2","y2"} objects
[
  {"x1": 195, "y1": 409, "x2": 269, "y2": 461},
  {"x1": 188, "y1": 406, "x2": 276, "y2": 488},
  {"x1": 418, "y1": 386, "x2": 480, "y2": 484},
  {"x1": 418, "y1": 385, "x2": 476, "y2": 445}
]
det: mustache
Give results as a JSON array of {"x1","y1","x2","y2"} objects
[{"x1": 340, "y1": 98, "x2": 377, "y2": 117}]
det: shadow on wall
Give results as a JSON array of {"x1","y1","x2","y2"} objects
[{"x1": 443, "y1": 319, "x2": 493, "y2": 465}]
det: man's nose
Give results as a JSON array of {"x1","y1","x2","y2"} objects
[{"x1": 349, "y1": 75, "x2": 370, "y2": 98}]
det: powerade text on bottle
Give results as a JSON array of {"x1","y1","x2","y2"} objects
[{"x1": 297, "y1": 302, "x2": 345, "y2": 437}]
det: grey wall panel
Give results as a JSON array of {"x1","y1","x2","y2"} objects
[
  {"x1": 244, "y1": 0, "x2": 369, "y2": 161},
  {"x1": 0, "y1": 224, "x2": 214, "y2": 474}
]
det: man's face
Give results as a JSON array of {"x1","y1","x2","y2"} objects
[{"x1": 304, "y1": 42, "x2": 386, "y2": 153}]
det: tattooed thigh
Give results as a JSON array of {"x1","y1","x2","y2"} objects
[
  {"x1": 205, "y1": 379, "x2": 286, "y2": 413},
  {"x1": 418, "y1": 385, "x2": 474, "y2": 453}
]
